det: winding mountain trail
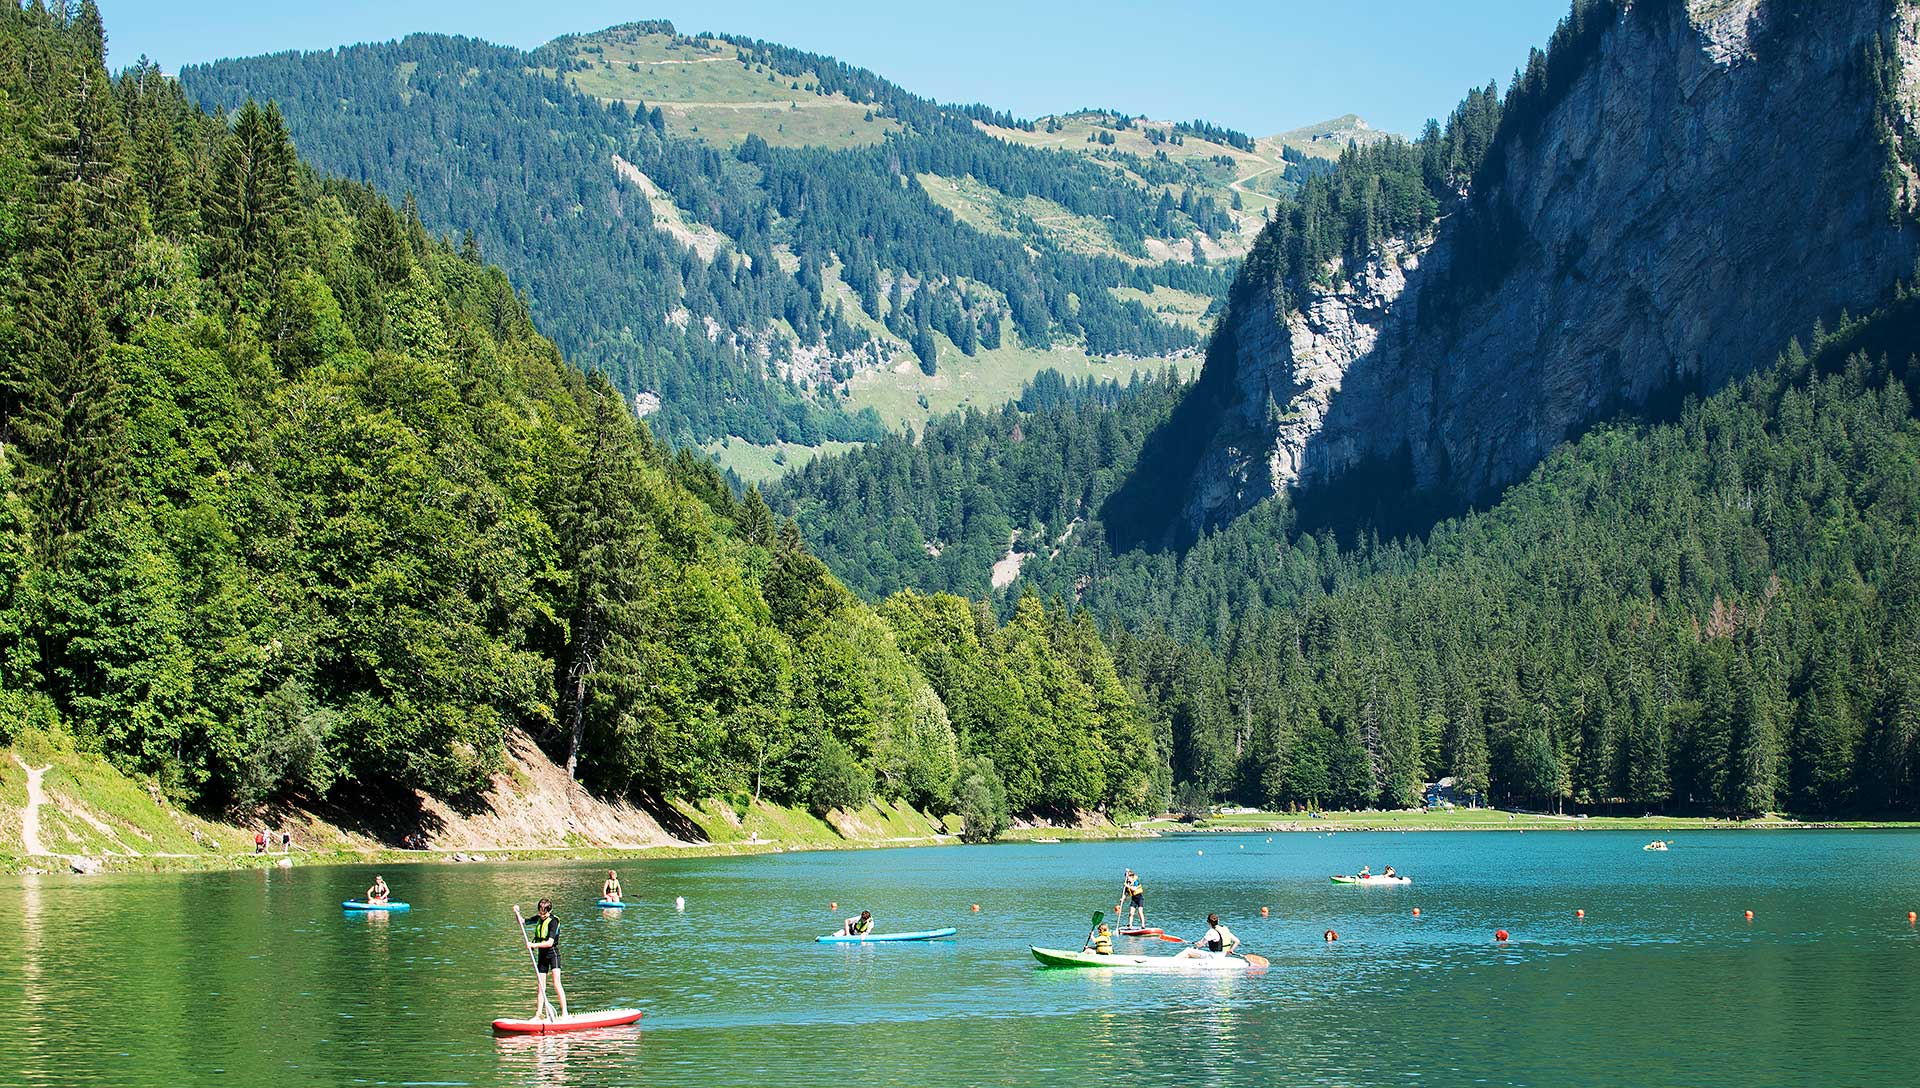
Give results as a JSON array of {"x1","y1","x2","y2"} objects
[{"x1": 13, "y1": 753, "x2": 50, "y2": 856}]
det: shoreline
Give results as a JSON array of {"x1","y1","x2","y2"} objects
[{"x1": 15, "y1": 810, "x2": 1919, "y2": 877}]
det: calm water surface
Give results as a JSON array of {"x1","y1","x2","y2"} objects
[{"x1": 4, "y1": 830, "x2": 1917, "y2": 1087}]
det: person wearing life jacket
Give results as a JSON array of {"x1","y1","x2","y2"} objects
[
  {"x1": 1382, "y1": 866, "x2": 1397, "y2": 879},
  {"x1": 602, "y1": 871, "x2": 623, "y2": 903},
  {"x1": 524, "y1": 898, "x2": 568, "y2": 1020},
  {"x1": 1086, "y1": 922, "x2": 1115, "y2": 955},
  {"x1": 842, "y1": 909, "x2": 874, "y2": 936},
  {"x1": 1181, "y1": 913, "x2": 1240, "y2": 959},
  {"x1": 1356, "y1": 865, "x2": 1372, "y2": 880},
  {"x1": 1123, "y1": 870, "x2": 1146, "y2": 928},
  {"x1": 366, "y1": 875, "x2": 390, "y2": 904}
]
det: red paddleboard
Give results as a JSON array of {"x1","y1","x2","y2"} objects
[
  {"x1": 1119, "y1": 927, "x2": 1165, "y2": 937},
  {"x1": 491, "y1": 1008, "x2": 643, "y2": 1034}
]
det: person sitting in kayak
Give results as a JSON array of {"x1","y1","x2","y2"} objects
[
  {"x1": 1356, "y1": 865, "x2": 1372, "y2": 879},
  {"x1": 842, "y1": 910, "x2": 874, "y2": 936},
  {"x1": 366, "y1": 875, "x2": 390, "y2": 904},
  {"x1": 1122, "y1": 869, "x2": 1147, "y2": 928},
  {"x1": 1181, "y1": 913, "x2": 1240, "y2": 959},
  {"x1": 602, "y1": 871, "x2": 622, "y2": 902},
  {"x1": 1382, "y1": 866, "x2": 1397, "y2": 879},
  {"x1": 1085, "y1": 923, "x2": 1114, "y2": 955},
  {"x1": 525, "y1": 898, "x2": 568, "y2": 1020}
]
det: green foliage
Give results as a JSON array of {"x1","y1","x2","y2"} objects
[
  {"x1": 807, "y1": 735, "x2": 873, "y2": 816},
  {"x1": 0, "y1": 5, "x2": 1151, "y2": 826},
  {"x1": 953, "y1": 755, "x2": 1008, "y2": 843}
]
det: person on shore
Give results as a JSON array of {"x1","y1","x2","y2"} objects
[
  {"x1": 281, "y1": 831, "x2": 291, "y2": 854},
  {"x1": 1123, "y1": 869, "x2": 1146, "y2": 928},
  {"x1": 1085, "y1": 922, "x2": 1114, "y2": 955},
  {"x1": 524, "y1": 898, "x2": 568, "y2": 1021},
  {"x1": 842, "y1": 909, "x2": 874, "y2": 936},
  {"x1": 1181, "y1": 913, "x2": 1240, "y2": 959},
  {"x1": 367, "y1": 875, "x2": 390, "y2": 904},
  {"x1": 601, "y1": 871, "x2": 623, "y2": 903},
  {"x1": 254, "y1": 829, "x2": 267, "y2": 854}
]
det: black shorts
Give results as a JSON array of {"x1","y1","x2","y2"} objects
[
  {"x1": 537, "y1": 949, "x2": 559, "y2": 973},
  {"x1": 1130, "y1": 894, "x2": 1143, "y2": 907}
]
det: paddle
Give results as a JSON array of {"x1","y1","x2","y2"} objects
[
  {"x1": 512, "y1": 905, "x2": 550, "y2": 1022},
  {"x1": 1082, "y1": 910, "x2": 1104, "y2": 952},
  {"x1": 1154, "y1": 933, "x2": 1186, "y2": 943}
]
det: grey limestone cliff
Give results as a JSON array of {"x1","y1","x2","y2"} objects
[{"x1": 1182, "y1": 0, "x2": 1920, "y2": 532}]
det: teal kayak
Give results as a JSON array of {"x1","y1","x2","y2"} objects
[
  {"x1": 816, "y1": 926, "x2": 958, "y2": 943},
  {"x1": 343, "y1": 899, "x2": 410, "y2": 911}
]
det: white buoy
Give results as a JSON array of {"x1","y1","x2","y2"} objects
[{"x1": 675, "y1": 896, "x2": 686, "y2": 912}]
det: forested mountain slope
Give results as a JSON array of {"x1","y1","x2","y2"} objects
[
  {"x1": 176, "y1": 21, "x2": 1280, "y2": 455},
  {"x1": 0, "y1": 2, "x2": 1164, "y2": 829},
  {"x1": 771, "y1": 0, "x2": 1920, "y2": 817}
]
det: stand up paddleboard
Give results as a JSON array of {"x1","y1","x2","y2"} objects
[
  {"x1": 815, "y1": 926, "x2": 958, "y2": 943},
  {"x1": 492, "y1": 1009, "x2": 643, "y2": 1034},
  {"x1": 1118, "y1": 927, "x2": 1165, "y2": 937},
  {"x1": 596, "y1": 899, "x2": 627, "y2": 909},
  {"x1": 343, "y1": 899, "x2": 410, "y2": 911}
]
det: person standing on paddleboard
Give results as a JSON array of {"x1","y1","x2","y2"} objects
[
  {"x1": 1122, "y1": 869, "x2": 1146, "y2": 929},
  {"x1": 525, "y1": 898, "x2": 568, "y2": 1020}
]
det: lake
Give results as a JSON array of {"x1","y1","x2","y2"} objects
[{"x1": 4, "y1": 830, "x2": 1917, "y2": 1087}]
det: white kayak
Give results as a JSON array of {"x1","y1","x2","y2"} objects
[
  {"x1": 1030, "y1": 946, "x2": 1263, "y2": 971},
  {"x1": 1330, "y1": 874, "x2": 1411, "y2": 885}
]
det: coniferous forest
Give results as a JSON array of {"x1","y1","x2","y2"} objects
[
  {"x1": 7, "y1": 0, "x2": 1920, "y2": 831},
  {"x1": 0, "y1": 3, "x2": 1164, "y2": 830}
]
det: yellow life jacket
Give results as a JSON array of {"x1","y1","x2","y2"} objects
[{"x1": 1093, "y1": 932, "x2": 1113, "y2": 954}]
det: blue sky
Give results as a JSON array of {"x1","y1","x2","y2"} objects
[{"x1": 102, "y1": 0, "x2": 1570, "y2": 137}]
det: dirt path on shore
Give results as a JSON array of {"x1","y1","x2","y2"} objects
[{"x1": 13, "y1": 753, "x2": 50, "y2": 856}]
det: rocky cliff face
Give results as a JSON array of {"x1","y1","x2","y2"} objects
[{"x1": 1182, "y1": 0, "x2": 1920, "y2": 531}]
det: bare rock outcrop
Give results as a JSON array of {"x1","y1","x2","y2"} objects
[{"x1": 1184, "y1": 0, "x2": 1920, "y2": 530}]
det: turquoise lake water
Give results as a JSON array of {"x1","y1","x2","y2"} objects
[{"x1": 3, "y1": 829, "x2": 1917, "y2": 1086}]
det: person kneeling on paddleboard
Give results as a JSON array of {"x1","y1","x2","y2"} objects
[
  {"x1": 367, "y1": 875, "x2": 390, "y2": 904},
  {"x1": 602, "y1": 871, "x2": 622, "y2": 903},
  {"x1": 1085, "y1": 922, "x2": 1114, "y2": 955},
  {"x1": 842, "y1": 910, "x2": 874, "y2": 936},
  {"x1": 1181, "y1": 913, "x2": 1239, "y2": 959},
  {"x1": 525, "y1": 898, "x2": 568, "y2": 1020}
]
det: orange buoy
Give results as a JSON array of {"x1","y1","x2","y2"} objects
[
  {"x1": 1909, "y1": 911, "x2": 1916, "y2": 924},
  {"x1": 1260, "y1": 906, "x2": 1270, "y2": 916},
  {"x1": 1324, "y1": 929, "x2": 1338, "y2": 941},
  {"x1": 1411, "y1": 908, "x2": 1421, "y2": 917},
  {"x1": 1495, "y1": 929, "x2": 1510, "y2": 942},
  {"x1": 972, "y1": 903, "x2": 981, "y2": 912},
  {"x1": 830, "y1": 902, "x2": 837, "y2": 911},
  {"x1": 1576, "y1": 909, "x2": 1585, "y2": 919},
  {"x1": 1744, "y1": 910, "x2": 1754, "y2": 922}
]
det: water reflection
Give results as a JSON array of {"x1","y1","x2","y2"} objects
[{"x1": 495, "y1": 1025, "x2": 644, "y2": 1086}]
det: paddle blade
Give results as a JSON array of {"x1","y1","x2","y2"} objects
[
  {"x1": 1243, "y1": 953, "x2": 1270, "y2": 968},
  {"x1": 1156, "y1": 934, "x2": 1186, "y2": 943},
  {"x1": 1091, "y1": 911, "x2": 1105, "y2": 926}
]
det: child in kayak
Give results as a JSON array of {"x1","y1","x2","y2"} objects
[
  {"x1": 1179, "y1": 914, "x2": 1240, "y2": 959},
  {"x1": 366, "y1": 875, "x2": 390, "y2": 904},
  {"x1": 1122, "y1": 869, "x2": 1146, "y2": 928},
  {"x1": 525, "y1": 898, "x2": 568, "y2": 1020},
  {"x1": 842, "y1": 910, "x2": 874, "y2": 936},
  {"x1": 1085, "y1": 922, "x2": 1114, "y2": 955},
  {"x1": 1382, "y1": 866, "x2": 1397, "y2": 878},
  {"x1": 602, "y1": 871, "x2": 623, "y2": 902}
]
